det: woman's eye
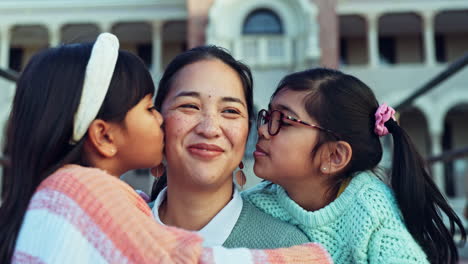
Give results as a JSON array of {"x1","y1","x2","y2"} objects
[
  {"x1": 222, "y1": 108, "x2": 241, "y2": 115},
  {"x1": 148, "y1": 106, "x2": 157, "y2": 112},
  {"x1": 180, "y1": 104, "x2": 199, "y2": 110}
]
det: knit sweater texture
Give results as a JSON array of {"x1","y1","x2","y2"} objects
[
  {"x1": 243, "y1": 171, "x2": 429, "y2": 264},
  {"x1": 223, "y1": 200, "x2": 309, "y2": 248},
  {"x1": 149, "y1": 195, "x2": 310, "y2": 249},
  {"x1": 13, "y1": 165, "x2": 332, "y2": 264}
]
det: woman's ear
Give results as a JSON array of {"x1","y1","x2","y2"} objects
[
  {"x1": 320, "y1": 141, "x2": 352, "y2": 175},
  {"x1": 86, "y1": 119, "x2": 118, "y2": 158}
]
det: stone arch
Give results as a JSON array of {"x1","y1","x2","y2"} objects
[
  {"x1": 207, "y1": 0, "x2": 319, "y2": 64},
  {"x1": 442, "y1": 103, "x2": 468, "y2": 198}
]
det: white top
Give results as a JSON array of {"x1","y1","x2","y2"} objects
[{"x1": 152, "y1": 187, "x2": 243, "y2": 247}]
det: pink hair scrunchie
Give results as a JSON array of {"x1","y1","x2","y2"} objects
[{"x1": 374, "y1": 103, "x2": 396, "y2": 137}]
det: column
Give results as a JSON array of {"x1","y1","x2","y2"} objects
[
  {"x1": 0, "y1": 25, "x2": 11, "y2": 198},
  {"x1": 151, "y1": 21, "x2": 163, "y2": 77},
  {"x1": 0, "y1": 25, "x2": 11, "y2": 69},
  {"x1": 431, "y1": 132, "x2": 445, "y2": 194},
  {"x1": 314, "y1": 0, "x2": 339, "y2": 68},
  {"x1": 366, "y1": 14, "x2": 379, "y2": 68},
  {"x1": 422, "y1": 11, "x2": 436, "y2": 66},
  {"x1": 187, "y1": 0, "x2": 215, "y2": 49},
  {"x1": 48, "y1": 24, "x2": 62, "y2": 47},
  {"x1": 99, "y1": 22, "x2": 113, "y2": 33}
]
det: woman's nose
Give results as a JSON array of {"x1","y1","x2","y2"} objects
[{"x1": 195, "y1": 113, "x2": 221, "y2": 138}]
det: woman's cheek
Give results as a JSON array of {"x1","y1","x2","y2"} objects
[
  {"x1": 225, "y1": 120, "x2": 249, "y2": 147},
  {"x1": 164, "y1": 113, "x2": 188, "y2": 137}
]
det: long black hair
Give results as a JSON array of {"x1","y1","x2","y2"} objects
[
  {"x1": 150, "y1": 45, "x2": 254, "y2": 201},
  {"x1": 273, "y1": 67, "x2": 466, "y2": 264},
  {"x1": 0, "y1": 42, "x2": 154, "y2": 263}
]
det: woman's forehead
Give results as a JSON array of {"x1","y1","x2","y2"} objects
[{"x1": 166, "y1": 60, "x2": 245, "y2": 101}]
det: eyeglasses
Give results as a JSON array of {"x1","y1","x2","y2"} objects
[{"x1": 256, "y1": 109, "x2": 339, "y2": 137}]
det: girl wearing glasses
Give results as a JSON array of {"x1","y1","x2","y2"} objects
[
  {"x1": 148, "y1": 45, "x2": 309, "y2": 249},
  {"x1": 243, "y1": 68, "x2": 465, "y2": 264}
]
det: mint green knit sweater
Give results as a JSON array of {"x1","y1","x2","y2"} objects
[{"x1": 243, "y1": 171, "x2": 429, "y2": 263}]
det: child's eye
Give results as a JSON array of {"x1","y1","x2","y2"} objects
[
  {"x1": 280, "y1": 119, "x2": 292, "y2": 126},
  {"x1": 180, "y1": 104, "x2": 199, "y2": 110},
  {"x1": 148, "y1": 106, "x2": 157, "y2": 112}
]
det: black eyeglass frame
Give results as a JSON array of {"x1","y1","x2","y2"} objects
[{"x1": 256, "y1": 109, "x2": 340, "y2": 138}]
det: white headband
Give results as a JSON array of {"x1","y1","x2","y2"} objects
[{"x1": 70, "y1": 32, "x2": 119, "y2": 144}]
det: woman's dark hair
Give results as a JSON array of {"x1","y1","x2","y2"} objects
[
  {"x1": 150, "y1": 45, "x2": 254, "y2": 201},
  {"x1": 0, "y1": 43, "x2": 154, "y2": 263},
  {"x1": 273, "y1": 67, "x2": 465, "y2": 264}
]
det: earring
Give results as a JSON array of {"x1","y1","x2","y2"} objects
[
  {"x1": 151, "y1": 163, "x2": 165, "y2": 178},
  {"x1": 322, "y1": 167, "x2": 328, "y2": 172},
  {"x1": 235, "y1": 161, "x2": 246, "y2": 189}
]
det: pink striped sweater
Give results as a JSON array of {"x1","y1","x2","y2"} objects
[{"x1": 13, "y1": 165, "x2": 332, "y2": 264}]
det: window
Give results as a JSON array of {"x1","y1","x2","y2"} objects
[
  {"x1": 239, "y1": 8, "x2": 292, "y2": 67},
  {"x1": 339, "y1": 15, "x2": 368, "y2": 66},
  {"x1": 243, "y1": 9, "x2": 283, "y2": 35},
  {"x1": 378, "y1": 37, "x2": 396, "y2": 65},
  {"x1": 9, "y1": 47, "x2": 24, "y2": 72},
  {"x1": 435, "y1": 34, "x2": 446, "y2": 63},
  {"x1": 378, "y1": 13, "x2": 423, "y2": 65},
  {"x1": 137, "y1": 43, "x2": 152, "y2": 68},
  {"x1": 339, "y1": 38, "x2": 348, "y2": 65}
]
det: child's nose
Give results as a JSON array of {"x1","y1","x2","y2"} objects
[{"x1": 257, "y1": 122, "x2": 271, "y2": 140}]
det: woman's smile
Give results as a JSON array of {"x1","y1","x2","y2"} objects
[{"x1": 187, "y1": 143, "x2": 225, "y2": 160}]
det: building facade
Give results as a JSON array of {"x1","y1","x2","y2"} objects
[{"x1": 0, "y1": 0, "x2": 467, "y2": 215}]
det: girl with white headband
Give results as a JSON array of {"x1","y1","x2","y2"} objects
[
  {"x1": 0, "y1": 33, "x2": 332, "y2": 264},
  {"x1": 243, "y1": 68, "x2": 466, "y2": 264}
]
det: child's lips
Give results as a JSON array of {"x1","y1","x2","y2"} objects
[{"x1": 254, "y1": 144, "x2": 268, "y2": 157}]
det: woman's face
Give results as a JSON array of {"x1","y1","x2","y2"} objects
[
  {"x1": 161, "y1": 59, "x2": 249, "y2": 190},
  {"x1": 254, "y1": 89, "x2": 322, "y2": 188}
]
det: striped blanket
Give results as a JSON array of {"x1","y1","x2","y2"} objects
[{"x1": 13, "y1": 165, "x2": 332, "y2": 264}]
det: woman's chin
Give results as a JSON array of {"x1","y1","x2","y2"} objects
[{"x1": 189, "y1": 174, "x2": 232, "y2": 190}]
